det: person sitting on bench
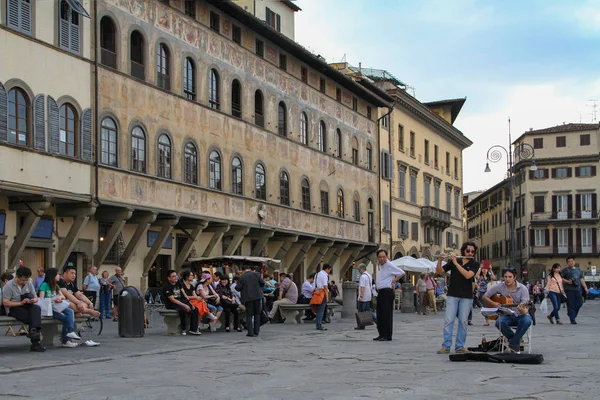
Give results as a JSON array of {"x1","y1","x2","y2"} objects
[
  {"x1": 1, "y1": 266, "x2": 45, "y2": 352},
  {"x1": 482, "y1": 267, "x2": 532, "y2": 353},
  {"x1": 163, "y1": 269, "x2": 201, "y2": 336}
]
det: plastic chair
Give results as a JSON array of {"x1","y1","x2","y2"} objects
[{"x1": 394, "y1": 290, "x2": 402, "y2": 310}]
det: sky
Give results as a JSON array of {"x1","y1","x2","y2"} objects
[{"x1": 293, "y1": 0, "x2": 600, "y2": 193}]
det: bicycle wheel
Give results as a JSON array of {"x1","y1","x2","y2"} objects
[{"x1": 79, "y1": 316, "x2": 103, "y2": 336}]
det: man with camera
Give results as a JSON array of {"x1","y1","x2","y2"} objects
[
  {"x1": 1, "y1": 266, "x2": 45, "y2": 352},
  {"x1": 561, "y1": 255, "x2": 588, "y2": 324}
]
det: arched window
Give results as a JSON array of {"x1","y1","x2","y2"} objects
[
  {"x1": 255, "y1": 163, "x2": 266, "y2": 200},
  {"x1": 318, "y1": 120, "x2": 326, "y2": 152},
  {"x1": 231, "y1": 157, "x2": 243, "y2": 195},
  {"x1": 335, "y1": 128, "x2": 342, "y2": 158},
  {"x1": 157, "y1": 134, "x2": 171, "y2": 178},
  {"x1": 130, "y1": 30, "x2": 145, "y2": 80},
  {"x1": 208, "y1": 69, "x2": 220, "y2": 110},
  {"x1": 337, "y1": 189, "x2": 345, "y2": 218},
  {"x1": 183, "y1": 57, "x2": 195, "y2": 100},
  {"x1": 100, "y1": 17, "x2": 117, "y2": 68},
  {"x1": 59, "y1": 103, "x2": 77, "y2": 157},
  {"x1": 101, "y1": 117, "x2": 118, "y2": 166},
  {"x1": 157, "y1": 44, "x2": 170, "y2": 90},
  {"x1": 353, "y1": 193, "x2": 360, "y2": 222},
  {"x1": 351, "y1": 137, "x2": 359, "y2": 165},
  {"x1": 131, "y1": 126, "x2": 146, "y2": 172},
  {"x1": 209, "y1": 150, "x2": 222, "y2": 190},
  {"x1": 231, "y1": 79, "x2": 242, "y2": 118},
  {"x1": 299, "y1": 112, "x2": 308, "y2": 145},
  {"x1": 184, "y1": 142, "x2": 198, "y2": 184},
  {"x1": 366, "y1": 143, "x2": 373, "y2": 170},
  {"x1": 301, "y1": 178, "x2": 311, "y2": 211},
  {"x1": 279, "y1": 171, "x2": 290, "y2": 206},
  {"x1": 254, "y1": 90, "x2": 264, "y2": 127},
  {"x1": 319, "y1": 182, "x2": 329, "y2": 215},
  {"x1": 278, "y1": 102, "x2": 287, "y2": 137},
  {"x1": 7, "y1": 88, "x2": 29, "y2": 146},
  {"x1": 367, "y1": 197, "x2": 375, "y2": 242}
]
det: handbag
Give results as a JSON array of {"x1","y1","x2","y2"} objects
[
  {"x1": 38, "y1": 298, "x2": 53, "y2": 317},
  {"x1": 355, "y1": 311, "x2": 374, "y2": 329}
]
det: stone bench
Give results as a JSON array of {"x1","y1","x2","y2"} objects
[
  {"x1": 158, "y1": 309, "x2": 224, "y2": 335},
  {"x1": 278, "y1": 303, "x2": 338, "y2": 324},
  {"x1": 0, "y1": 315, "x2": 88, "y2": 347}
]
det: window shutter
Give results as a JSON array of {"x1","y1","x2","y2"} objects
[
  {"x1": 576, "y1": 228, "x2": 582, "y2": 254},
  {"x1": 552, "y1": 229, "x2": 558, "y2": 253},
  {"x1": 47, "y1": 96, "x2": 60, "y2": 154},
  {"x1": 0, "y1": 82, "x2": 7, "y2": 142},
  {"x1": 567, "y1": 167, "x2": 572, "y2": 178},
  {"x1": 529, "y1": 229, "x2": 534, "y2": 247},
  {"x1": 388, "y1": 154, "x2": 394, "y2": 180},
  {"x1": 60, "y1": 16, "x2": 70, "y2": 50},
  {"x1": 20, "y1": 0, "x2": 32, "y2": 34},
  {"x1": 276, "y1": 14, "x2": 281, "y2": 32},
  {"x1": 33, "y1": 94, "x2": 46, "y2": 151},
  {"x1": 411, "y1": 222, "x2": 418, "y2": 241},
  {"x1": 7, "y1": 0, "x2": 20, "y2": 30},
  {"x1": 265, "y1": 7, "x2": 271, "y2": 24},
  {"x1": 567, "y1": 194, "x2": 573, "y2": 214},
  {"x1": 575, "y1": 167, "x2": 580, "y2": 177},
  {"x1": 81, "y1": 108, "x2": 93, "y2": 162},
  {"x1": 529, "y1": 170, "x2": 534, "y2": 180},
  {"x1": 71, "y1": 19, "x2": 81, "y2": 54},
  {"x1": 551, "y1": 168, "x2": 556, "y2": 178},
  {"x1": 551, "y1": 195, "x2": 557, "y2": 215},
  {"x1": 592, "y1": 194, "x2": 597, "y2": 218},
  {"x1": 544, "y1": 229, "x2": 550, "y2": 246},
  {"x1": 592, "y1": 229, "x2": 597, "y2": 253},
  {"x1": 568, "y1": 228, "x2": 573, "y2": 252},
  {"x1": 575, "y1": 194, "x2": 581, "y2": 216},
  {"x1": 591, "y1": 166, "x2": 597, "y2": 177}
]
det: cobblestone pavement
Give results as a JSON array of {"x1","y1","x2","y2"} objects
[{"x1": 1, "y1": 300, "x2": 598, "y2": 400}]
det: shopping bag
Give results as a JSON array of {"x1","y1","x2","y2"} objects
[
  {"x1": 38, "y1": 298, "x2": 53, "y2": 317},
  {"x1": 52, "y1": 299, "x2": 70, "y2": 313},
  {"x1": 540, "y1": 299, "x2": 548, "y2": 314}
]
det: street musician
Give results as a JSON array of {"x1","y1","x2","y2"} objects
[{"x1": 482, "y1": 267, "x2": 532, "y2": 353}]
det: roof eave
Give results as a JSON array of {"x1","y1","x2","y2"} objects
[{"x1": 280, "y1": 0, "x2": 301, "y2": 11}]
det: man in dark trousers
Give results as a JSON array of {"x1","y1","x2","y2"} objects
[
  {"x1": 561, "y1": 255, "x2": 588, "y2": 324},
  {"x1": 235, "y1": 264, "x2": 265, "y2": 337},
  {"x1": 373, "y1": 250, "x2": 405, "y2": 341}
]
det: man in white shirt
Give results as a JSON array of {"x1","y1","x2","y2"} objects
[
  {"x1": 374, "y1": 250, "x2": 405, "y2": 341},
  {"x1": 357, "y1": 264, "x2": 373, "y2": 312},
  {"x1": 300, "y1": 273, "x2": 316, "y2": 321},
  {"x1": 314, "y1": 264, "x2": 331, "y2": 331}
]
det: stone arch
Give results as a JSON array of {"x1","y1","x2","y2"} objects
[
  {"x1": 421, "y1": 248, "x2": 433, "y2": 261},
  {"x1": 407, "y1": 246, "x2": 419, "y2": 259}
]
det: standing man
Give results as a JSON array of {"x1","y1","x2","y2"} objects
[
  {"x1": 1, "y1": 266, "x2": 45, "y2": 352},
  {"x1": 300, "y1": 273, "x2": 316, "y2": 321},
  {"x1": 269, "y1": 272, "x2": 298, "y2": 321},
  {"x1": 560, "y1": 255, "x2": 588, "y2": 324},
  {"x1": 373, "y1": 250, "x2": 405, "y2": 341},
  {"x1": 235, "y1": 264, "x2": 265, "y2": 337},
  {"x1": 108, "y1": 267, "x2": 125, "y2": 322},
  {"x1": 33, "y1": 267, "x2": 45, "y2": 292},
  {"x1": 314, "y1": 264, "x2": 332, "y2": 331},
  {"x1": 83, "y1": 266, "x2": 100, "y2": 308},
  {"x1": 436, "y1": 242, "x2": 479, "y2": 354}
]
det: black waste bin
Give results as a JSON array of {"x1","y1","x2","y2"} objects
[{"x1": 118, "y1": 286, "x2": 145, "y2": 338}]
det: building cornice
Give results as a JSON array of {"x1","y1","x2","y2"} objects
[{"x1": 514, "y1": 154, "x2": 600, "y2": 170}]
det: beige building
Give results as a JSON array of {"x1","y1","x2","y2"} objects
[
  {"x1": 466, "y1": 123, "x2": 599, "y2": 282},
  {"x1": 0, "y1": 0, "x2": 390, "y2": 290},
  {"x1": 330, "y1": 65, "x2": 473, "y2": 262},
  {"x1": 232, "y1": 0, "x2": 300, "y2": 40}
]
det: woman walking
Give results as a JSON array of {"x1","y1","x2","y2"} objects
[{"x1": 545, "y1": 263, "x2": 565, "y2": 325}]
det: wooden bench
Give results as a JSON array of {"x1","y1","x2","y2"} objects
[
  {"x1": 278, "y1": 303, "x2": 338, "y2": 324},
  {"x1": 158, "y1": 309, "x2": 224, "y2": 335},
  {"x1": 0, "y1": 315, "x2": 88, "y2": 347}
]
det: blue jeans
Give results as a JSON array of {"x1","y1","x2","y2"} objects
[
  {"x1": 565, "y1": 290, "x2": 583, "y2": 322},
  {"x1": 495, "y1": 314, "x2": 532, "y2": 349},
  {"x1": 99, "y1": 292, "x2": 111, "y2": 318},
  {"x1": 442, "y1": 296, "x2": 472, "y2": 350},
  {"x1": 548, "y1": 291, "x2": 561, "y2": 321},
  {"x1": 315, "y1": 297, "x2": 327, "y2": 329},
  {"x1": 207, "y1": 303, "x2": 224, "y2": 313},
  {"x1": 358, "y1": 300, "x2": 377, "y2": 323},
  {"x1": 53, "y1": 307, "x2": 75, "y2": 344}
]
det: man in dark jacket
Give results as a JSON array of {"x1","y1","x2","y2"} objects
[{"x1": 235, "y1": 264, "x2": 265, "y2": 337}]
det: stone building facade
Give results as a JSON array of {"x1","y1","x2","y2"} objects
[{"x1": 1, "y1": 0, "x2": 389, "y2": 290}]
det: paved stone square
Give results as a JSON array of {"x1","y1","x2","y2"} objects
[{"x1": 1, "y1": 300, "x2": 598, "y2": 400}]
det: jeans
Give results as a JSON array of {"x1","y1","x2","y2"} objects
[
  {"x1": 548, "y1": 291, "x2": 561, "y2": 321},
  {"x1": 565, "y1": 290, "x2": 583, "y2": 322},
  {"x1": 495, "y1": 314, "x2": 532, "y2": 349},
  {"x1": 207, "y1": 303, "x2": 224, "y2": 313},
  {"x1": 442, "y1": 296, "x2": 472, "y2": 350},
  {"x1": 315, "y1": 297, "x2": 327, "y2": 329},
  {"x1": 99, "y1": 292, "x2": 111, "y2": 318},
  {"x1": 53, "y1": 307, "x2": 75, "y2": 344},
  {"x1": 245, "y1": 299, "x2": 262, "y2": 335}
]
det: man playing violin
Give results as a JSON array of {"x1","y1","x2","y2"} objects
[{"x1": 482, "y1": 267, "x2": 532, "y2": 353}]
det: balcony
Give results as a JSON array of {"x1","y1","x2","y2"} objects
[
  {"x1": 530, "y1": 210, "x2": 599, "y2": 223},
  {"x1": 421, "y1": 206, "x2": 451, "y2": 229},
  {"x1": 530, "y1": 245, "x2": 597, "y2": 257}
]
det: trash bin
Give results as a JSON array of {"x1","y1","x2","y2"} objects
[{"x1": 118, "y1": 286, "x2": 145, "y2": 338}]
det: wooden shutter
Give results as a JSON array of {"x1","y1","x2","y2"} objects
[
  {"x1": 71, "y1": 16, "x2": 81, "y2": 54},
  {"x1": 33, "y1": 94, "x2": 46, "y2": 151},
  {"x1": 276, "y1": 14, "x2": 281, "y2": 32},
  {"x1": 544, "y1": 229, "x2": 550, "y2": 246},
  {"x1": 567, "y1": 167, "x2": 572, "y2": 178},
  {"x1": 20, "y1": 0, "x2": 32, "y2": 34},
  {"x1": 551, "y1": 168, "x2": 556, "y2": 178},
  {"x1": 529, "y1": 229, "x2": 535, "y2": 247},
  {"x1": 576, "y1": 228, "x2": 582, "y2": 254},
  {"x1": 60, "y1": 7, "x2": 80, "y2": 54},
  {"x1": 591, "y1": 166, "x2": 597, "y2": 177},
  {"x1": 592, "y1": 194, "x2": 597, "y2": 218},
  {"x1": 265, "y1": 7, "x2": 271, "y2": 25},
  {"x1": 0, "y1": 82, "x2": 7, "y2": 142},
  {"x1": 388, "y1": 154, "x2": 394, "y2": 180},
  {"x1": 552, "y1": 229, "x2": 558, "y2": 253},
  {"x1": 592, "y1": 229, "x2": 597, "y2": 253},
  {"x1": 411, "y1": 222, "x2": 418, "y2": 241},
  {"x1": 81, "y1": 108, "x2": 93, "y2": 162},
  {"x1": 47, "y1": 96, "x2": 60, "y2": 154},
  {"x1": 575, "y1": 194, "x2": 581, "y2": 218},
  {"x1": 60, "y1": 14, "x2": 70, "y2": 50},
  {"x1": 575, "y1": 167, "x2": 580, "y2": 177},
  {"x1": 567, "y1": 194, "x2": 573, "y2": 216},
  {"x1": 529, "y1": 170, "x2": 534, "y2": 179},
  {"x1": 7, "y1": 0, "x2": 20, "y2": 30},
  {"x1": 568, "y1": 228, "x2": 573, "y2": 252},
  {"x1": 551, "y1": 195, "x2": 557, "y2": 216}
]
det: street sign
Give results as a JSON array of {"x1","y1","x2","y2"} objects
[{"x1": 592, "y1": 266, "x2": 597, "y2": 276}]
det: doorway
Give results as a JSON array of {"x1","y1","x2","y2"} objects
[{"x1": 148, "y1": 254, "x2": 171, "y2": 289}]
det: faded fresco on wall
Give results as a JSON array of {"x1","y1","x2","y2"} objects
[{"x1": 99, "y1": 170, "x2": 364, "y2": 242}]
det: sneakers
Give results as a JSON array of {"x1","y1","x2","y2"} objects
[
  {"x1": 67, "y1": 331, "x2": 81, "y2": 341},
  {"x1": 556, "y1": 320, "x2": 563, "y2": 325},
  {"x1": 84, "y1": 340, "x2": 100, "y2": 347},
  {"x1": 437, "y1": 347, "x2": 450, "y2": 354},
  {"x1": 467, "y1": 321, "x2": 473, "y2": 326},
  {"x1": 62, "y1": 340, "x2": 79, "y2": 348},
  {"x1": 30, "y1": 343, "x2": 47, "y2": 352},
  {"x1": 181, "y1": 331, "x2": 187, "y2": 336},
  {"x1": 187, "y1": 330, "x2": 202, "y2": 336},
  {"x1": 455, "y1": 348, "x2": 471, "y2": 354},
  {"x1": 207, "y1": 313, "x2": 218, "y2": 320}
]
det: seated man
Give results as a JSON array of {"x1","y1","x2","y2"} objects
[
  {"x1": 1, "y1": 266, "x2": 45, "y2": 352},
  {"x1": 300, "y1": 273, "x2": 316, "y2": 321},
  {"x1": 163, "y1": 269, "x2": 201, "y2": 336},
  {"x1": 268, "y1": 273, "x2": 298, "y2": 321},
  {"x1": 435, "y1": 280, "x2": 447, "y2": 300},
  {"x1": 59, "y1": 265, "x2": 99, "y2": 318},
  {"x1": 482, "y1": 267, "x2": 532, "y2": 353}
]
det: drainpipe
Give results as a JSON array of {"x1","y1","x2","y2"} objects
[
  {"x1": 377, "y1": 104, "x2": 394, "y2": 253},
  {"x1": 93, "y1": 0, "x2": 101, "y2": 207}
]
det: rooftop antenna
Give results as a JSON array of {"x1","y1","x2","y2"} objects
[
  {"x1": 341, "y1": 53, "x2": 346, "y2": 62},
  {"x1": 587, "y1": 100, "x2": 598, "y2": 122}
]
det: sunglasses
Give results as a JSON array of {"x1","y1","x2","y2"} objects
[
  {"x1": 503, "y1": 267, "x2": 517, "y2": 274},
  {"x1": 464, "y1": 249, "x2": 475, "y2": 254}
]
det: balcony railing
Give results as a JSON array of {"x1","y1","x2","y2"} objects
[
  {"x1": 157, "y1": 73, "x2": 171, "y2": 91},
  {"x1": 530, "y1": 210, "x2": 598, "y2": 222},
  {"x1": 421, "y1": 206, "x2": 451, "y2": 228},
  {"x1": 530, "y1": 245, "x2": 597, "y2": 256}
]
